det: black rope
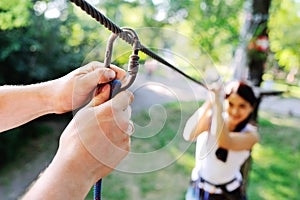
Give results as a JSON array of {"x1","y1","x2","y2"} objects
[
  {"x1": 69, "y1": 0, "x2": 206, "y2": 88},
  {"x1": 140, "y1": 47, "x2": 206, "y2": 87},
  {"x1": 70, "y1": 0, "x2": 122, "y2": 34}
]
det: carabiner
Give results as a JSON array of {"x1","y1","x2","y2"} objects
[
  {"x1": 94, "y1": 28, "x2": 141, "y2": 200},
  {"x1": 103, "y1": 28, "x2": 141, "y2": 97}
]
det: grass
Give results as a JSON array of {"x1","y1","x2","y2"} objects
[
  {"x1": 86, "y1": 101, "x2": 199, "y2": 200},
  {"x1": 85, "y1": 102, "x2": 300, "y2": 200},
  {"x1": 248, "y1": 111, "x2": 300, "y2": 200},
  {"x1": 262, "y1": 80, "x2": 300, "y2": 99},
  {"x1": 1, "y1": 101, "x2": 299, "y2": 200}
]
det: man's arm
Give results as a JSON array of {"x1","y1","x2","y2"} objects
[
  {"x1": 0, "y1": 61, "x2": 126, "y2": 132},
  {"x1": 0, "y1": 83, "x2": 55, "y2": 132}
]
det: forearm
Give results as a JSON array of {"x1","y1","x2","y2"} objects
[
  {"x1": 0, "y1": 63, "x2": 125, "y2": 133},
  {"x1": 0, "y1": 82, "x2": 57, "y2": 132},
  {"x1": 22, "y1": 159, "x2": 92, "y2": 200},
  {"x1": 183, "y1": 100, "x2": 212, "y2": 141},
  {"x1": 213, "y1": 99, "x2": 259, "y2": 150},
  {"x1": 211, "y1": 98, "x2": 231, "y2": 148},
  {"x1": 211, "y1": 100, "x2": 225, "y2": 135},
  {"x1": 22, "y1": 145, "x2": 97, "y2": 200}
]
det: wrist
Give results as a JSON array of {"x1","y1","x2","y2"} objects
[
  {"x1": 50, "y1": 146, "x2": 96, "y2": 197},
  {"x1": 30, "y1": 81, "x2": 57, "y2": 115},
  {"x1": 46, "y1": 78, "x2": 71, "y2": 114},
  {"x1": 58, "y1": 131, "x2": 109, "y2": 184}
]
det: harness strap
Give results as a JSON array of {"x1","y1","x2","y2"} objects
[
  {"x1": 201, "y1": 177, "x2": 236, "y2": 187},
  {"x1": 200, "y1": 177, "x2": 240, "y2": 193}
]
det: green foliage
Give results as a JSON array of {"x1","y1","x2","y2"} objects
[
  {"x1": 131, "y1": 101, "x2": 199, "y2": 153},
  {"x1": 249, "y1": 112, "x2": 300, "y2": 200},
  {"x1": 1, "y1": 5, "x2": 73, "y2": 84},
  {"x1": 268, "y1": 0, "x2": 300, "y2": 71},
  {"x1": 0, "y1": 0, "x2": 110, "y2": 84},
  {"x1": 0, "y1": 121, "x2": 52, "y2": 168},
  {"x1": 84, "y1": 0, "x2": 245, "y2": 69},
  {"x1": 1, "y1": 0, "x2": 299, "y2": 83},
  {"x1": 0, "y1": 0, "x2": 32, "y2": 30},
  {"x1": 184, "y1": 0, "x2": 244, "y2": 62}
]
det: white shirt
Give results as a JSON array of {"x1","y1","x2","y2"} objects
[{"x1": 195, "y1": 124, "x2": 256, "y2": 185}]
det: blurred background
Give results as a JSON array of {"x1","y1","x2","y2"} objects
[{"x1": 0, "y1": 0, "x2": 300, "y2": 199}]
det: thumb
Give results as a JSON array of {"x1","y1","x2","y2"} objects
[
  {"x1": 81, "y1": 68, "x2": 116, "y2": 87},
  {"x1": 96, "y1": 68, "x2": 116, "y2": 84}
]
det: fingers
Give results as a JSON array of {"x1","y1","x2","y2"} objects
[
  {"x1": 81, "y1": 68, "x2": 116, "y2": 86},
  {"x1": 109, "y1": 65, "x2": 127, "y2": 81},
  {"x1": 91, "y1": 90, "x2": 134, "y2": 135},
  {"x1": 95, "y1": 65, "x2": 127, "y2": 85},
  {"x1": 111, "y1": 91, "x2": 134, "y2": 111},
  {"x1": 112, "y1": 93, "x2": 134, "y2": 136},
  {"x1": 78, "y1": 61, "x2": 127, "y2": 87},
  {"x1": 87, "y1": 84, "x2": 111, "y2": 107},
  {"x1": 88, "y1": 86, "x2": 134, "y2": 110}
]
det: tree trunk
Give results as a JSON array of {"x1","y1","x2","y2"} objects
[
  {"x1": 247, "y1": 0, "x2": 272, "y2": 86},
  {"x1": 239, "y1": 2, "x2": 272, "y2": 199}
]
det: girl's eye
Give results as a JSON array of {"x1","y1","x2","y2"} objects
[
  {"x1": 240, "y1": 102, "x2": 252, "y2": 109},
  {"x1": 239, "y1": 104, "x2": 246, "y2": 109}
]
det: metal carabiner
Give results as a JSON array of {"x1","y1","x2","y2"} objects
[
  {"x1": 103, "y1": 27, "x2": 140, "y2": 97},
  {"x1": 94, "y1": 28, "x2": 140, "y2": 200}
]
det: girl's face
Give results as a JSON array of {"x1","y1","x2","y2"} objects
[{"x1": 225, "y1": 93, "x2": 253, "y2": 127}]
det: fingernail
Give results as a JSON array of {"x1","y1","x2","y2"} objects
[
  {"x1": 126, "y1": 121, "x2": 135, "y2": 136},
  {"x1": 105, "y1": 70, "x2": 116, "y2": 80}
]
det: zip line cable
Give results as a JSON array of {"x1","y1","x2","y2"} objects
[{"x1": 69, "y1": 0, "x2": 207, "y2": 88}]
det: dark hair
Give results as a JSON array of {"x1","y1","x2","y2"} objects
[{"x1": 225, "y1": 81, "x2": 257, "y2": 132}]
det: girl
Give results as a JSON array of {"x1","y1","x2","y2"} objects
[{"x1": 183, "y1": 81, "x2": 259, "y2": 200}]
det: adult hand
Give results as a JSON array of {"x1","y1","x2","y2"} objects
[
  {"x1": 52, "y1": 61, "x2": 127, "y2": 113},
  {"x1": 58, "y1": 85, "x2": 134, "y2": 183},
  {"x1": 22, "y1": 87, "x2": 134, "y2": 199}
]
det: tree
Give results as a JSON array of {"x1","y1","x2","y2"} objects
[
  {"x1": 268, "y1": 0, "x2": 300, "y2": 81},
  {"x1": 247, "y1": 0, "x2": 272, "y2": 86},
  {"x1": 236, "y1": 0, "x2": 300, "y2": 86},
  {"x1": 0, "y1": 0, "x2": 106, "y2": 84},
  {"x1": 0, "y1": 0, "x2": 31, "y2": 30}
]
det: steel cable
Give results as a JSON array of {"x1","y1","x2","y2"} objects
[{"x1": 69, "y1": 0, "x2": 207, "y2": 88}]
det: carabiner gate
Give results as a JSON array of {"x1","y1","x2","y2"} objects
[{"x1": 103, "y1": 28, "x2": 140, "y2": 97}]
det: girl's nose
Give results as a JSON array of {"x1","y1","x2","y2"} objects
[{"x1": 231, "y1": 107, "x2": 238, "y2": 115}]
